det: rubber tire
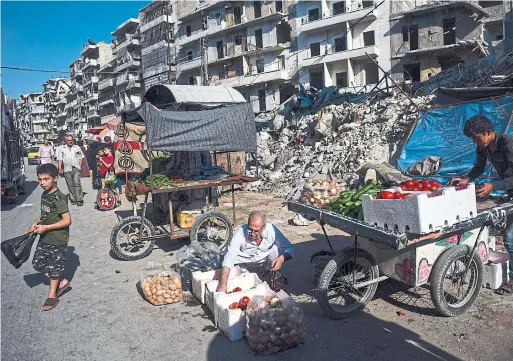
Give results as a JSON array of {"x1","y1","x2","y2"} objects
[
  {"x1": 317, "y1": 248, "x2": 379, "y2": 320},
  {"x1": 189, "y1": 211, "x2": 233, "y2": 250},
  {"x1": 430, "y1": 245, "x2": 483, "y2": 317},
  {"x1": 110, "y1": 216, "x2": 156, "y2": 261}
]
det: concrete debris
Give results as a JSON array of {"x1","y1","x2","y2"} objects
[{"x1": 254, "y1": 92, "x2": 434, "y2": 198}]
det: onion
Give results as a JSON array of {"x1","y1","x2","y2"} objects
[{"x1": 329, "y1": 188, "x2": 338, "y2": 196}]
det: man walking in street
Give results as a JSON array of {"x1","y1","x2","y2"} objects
[
  {"x1": 38, "y1": 139, "x2": 54, "y2": 166},
  {"x1": 57, "y1": 135, "x2": 84, "y2": 206}
]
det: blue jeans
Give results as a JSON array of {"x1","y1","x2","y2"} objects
[{"x1": 504, "y1": 220, "x2": 513, "y2": 280}]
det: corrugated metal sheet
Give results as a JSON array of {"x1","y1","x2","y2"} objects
[{"x1": 144, "y1": 84, "x2": 246, "y2": 105}]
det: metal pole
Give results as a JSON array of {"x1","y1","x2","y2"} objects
[
  {"x1": 320, "y1": 222, "x2": 335, "y2": 254},
  {"x1": 364, "y1": 53, "x2": 419, "y2": 111}
]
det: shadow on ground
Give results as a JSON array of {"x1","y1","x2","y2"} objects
[
  {"x1": 1, "y1": 181, "x2": 39, "y2": 211},
  {"x1": 23, "y1": 246, "x2": 80, "y2": 287}
]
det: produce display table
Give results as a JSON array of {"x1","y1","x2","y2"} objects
[{"x1": 287, "y1": 199, "x2": 513, "y2": 319}]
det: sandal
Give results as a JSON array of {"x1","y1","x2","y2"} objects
[
  {"x1": 42, "y1": 298, "x2": 59, "y2": 311},
  {"x1": 56, "y1": 282, "x2": 71, "y2": 298},
  {"x1": 494, "y1": 283, "x2": 513, "y2": 296}
]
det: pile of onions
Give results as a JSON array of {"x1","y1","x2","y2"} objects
[
  {"x1": 142, "y1": 272, "x2": 183, "y2": 305},
  {"x1": 245, "y1": 295, "x2": 306, "y2": 355},
  {"x1": 300, "y1": 179, "x2": 344, "y2": 208}
]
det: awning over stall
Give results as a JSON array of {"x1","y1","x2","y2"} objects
[
  {"x1": 143, "y1": 84, "x2": 246, "y2": 107},
  {"x1": 122, "y1": 102, "x2": 257, "y2": 152}
]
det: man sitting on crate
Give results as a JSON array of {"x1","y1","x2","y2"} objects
[
  {"x1": 451, "y1": 115, "x2": 513, "y2": 297},
  {"x1": 216, "y1": 211, "x2": 294, "y2": 293}
]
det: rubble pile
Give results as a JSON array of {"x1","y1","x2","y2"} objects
[{"x1": 255, "y1": 92, "x2": 434, "y2": 198}]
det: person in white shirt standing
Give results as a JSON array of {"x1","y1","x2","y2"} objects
[
  {"x1": 38, "y1": 139, "x2": 54, "y2": 166},
  {"x1": 57, "y1": 135, "x2": 85, "y2": 206}
]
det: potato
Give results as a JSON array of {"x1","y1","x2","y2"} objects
[
  {"x1": 156, "y1": 290, "x2": 164, "y2": 296},
  {"x1": 169, "y1": 284, "x2": 176, "y2": 291},
  {"x1": 173, "y1": 277, "x2": 182, "y2": 289},
  {"x1": 164, "y1": 298, "x2": 173, "y2": 303}
]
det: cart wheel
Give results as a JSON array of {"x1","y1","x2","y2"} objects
[
  {"x1": 429, "y1": 245, "x2": 483, "y2": 317},
  {"x1": 110, "y1": 216, "x2": 156, "y2": 261},
  {"x1": 317, "y1": 248, "x2": 379, "y2": 319},
  {"x1": 189, "y1": 211, "x2": 233, "y2": 250},
  {"x1": 96, "y1": 188, "x2": 117, "y2": 211}
]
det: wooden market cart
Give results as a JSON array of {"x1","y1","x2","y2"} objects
[{"x1": 109, "y1": 98, "x2": 258, "y2": 261}]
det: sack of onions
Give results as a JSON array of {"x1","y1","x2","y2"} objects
[
  {"x1": 140, "y1": 262, "x2": 183, "y2": 305},
  {"x1": 245, "y1": 290, "x2": 306, "y2": 355},
  {"x1": 300, "y1": 179, "x2": 344, "y2": 208}
]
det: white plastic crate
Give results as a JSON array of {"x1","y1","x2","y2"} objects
[
  {"x1": 482, "y1": 261, "x2": 510, "y2": 290},
  {"x1": 191, "y1": 266, "x2": 242, "y2": 304},
  {"x1": 361, "y1": 184, "x2": 477, "y2": 234},
  {"x1": 214, "y1": 282, "x2": 272, "y2": 342},
  {"x1": 205, "y1": 273, "x2": 262, "y2": 315}
]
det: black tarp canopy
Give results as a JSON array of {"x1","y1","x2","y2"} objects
[{"x1": 121, "y1": 102, "x2": 257, "y2": 153}]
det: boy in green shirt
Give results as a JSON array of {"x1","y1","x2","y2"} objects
[{"x1": 26, "y1": 163, "x2": 72, "y2": 311}]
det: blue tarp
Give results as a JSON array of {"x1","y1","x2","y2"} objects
[{"x1": 397, "y1": 96, "x2": 513, "y2": 184}]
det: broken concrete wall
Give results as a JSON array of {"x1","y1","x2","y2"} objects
[
  {"x1": 390, "y1": 7, "x2": 484, "y2": 59},
  {"x1": 176, "y1": 0, "x2": 197, "y2": 18}
]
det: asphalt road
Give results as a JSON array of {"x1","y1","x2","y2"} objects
[{"x1": 1, "y1": 161, "x2": 512, "y2": 361}]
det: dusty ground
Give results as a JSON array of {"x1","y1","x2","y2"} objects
[{"x1": 2, "y1": 165, "x2": 512, "y2": 361}]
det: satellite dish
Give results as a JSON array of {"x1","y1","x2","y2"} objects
[{"x1": 87, "y1": 39, "x2": 96, "y2": 45}]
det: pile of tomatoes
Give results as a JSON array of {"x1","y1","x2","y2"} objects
[
  {"x1": 229, "y1": 296, "x2": 251, "y2": 311},
  {"x1": 227, "y1": 287, "x2": 242, "y2": 294},
  {"x1": 400, "y1": 179, "x2": 443, "y2": 192},
  {"x1": 376, "y1": 179, "x2": 443, "y2": 200}
]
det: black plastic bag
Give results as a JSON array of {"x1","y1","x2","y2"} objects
[{"x1": 1, "y1": 233, "x2": 37, "y2": 269}]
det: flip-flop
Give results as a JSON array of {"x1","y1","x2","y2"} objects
[
  {"x1": 56, "y1": 282, "x2": 71, "y2": 298},
  {"x1": 494, "y1": 283, "x2": 513, "y2": 296},
  {"x1": 42, "y1": 298, "x2": 59, "y2": 311}
]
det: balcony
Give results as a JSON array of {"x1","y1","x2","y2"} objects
[
  {"x1": 83, "y1": 76, "x2": 99, "y2": 87},
  {"x1": 112, "y1": 18, "x2": 139, "y2": 37},
  {"x1": 33, "y1": 128, "x2": 48, "y2": 134},
  {"x1": 178, "y1": 1, "x2": 223, "y2": 21},
  {"x1": 84, "y1": 93, "x2": 99, "y2": 103},
  {"x1": 99, "y1": 99, "x2": 115, "y2": 108},
  {"x1": 127, "y1": 79, "x2": 142, "y2": 90},
  {"x1": 86, "y1": 109, "x2": 100, "y2": 120},
  {"x1": 179, "y1": 11, "x2": 285, "y2": 47},
  {"x1": 300, "y1": 45, "x2": 379, "y2": 68},
  {"x1": 101, "y1": 114, "x2": 117, "y2": 124},
  {"x1": 300, "y1": 6, "x2": 377, "y2": 34},
  {"x1": 114, "y1": 59, "x2": 141, "y2": 73},
  {"x1": 113, "y1": 34, "x2": 141, "y2": 53},
  {"x1": 82, "y1": 58, "x2": 99, "y2": 69},
  {"x1": 57, "y1": 111, "x2": 67, "y2": 118},
  {"x1": 32, "y1": 118, "x2": 47, "y2": 124},
  {"x1": 71, "y1": 69, "x2": 83, "y2": 79},
  {"x1": 140, "y1": 13, "x2": 177, "y2": 33},
  {"x1": 81, "y1": 44, "x2": 99, "y2": 57},
  {"x1": 214, "y1": 69, "x2": 291, "y2": 88},
  {"x1": 178, "y1": 57, "x2": 201, "y2": 72},
  {"x1": 99, "y1": 78, "x2": 115, "y2": 90}
]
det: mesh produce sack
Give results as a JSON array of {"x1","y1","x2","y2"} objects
[
  {"x1": 140, "y1": 262, "x2": 183, "y2": 305},
  {"x1": 245, "y1": 290, "x2": 306, "y2": 355}
]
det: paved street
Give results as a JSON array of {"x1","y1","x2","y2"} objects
[{"x1": 2, "y1": 161, "x2": 513, "y2": 361}]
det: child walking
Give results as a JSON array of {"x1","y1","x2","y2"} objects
[
  {"x1": 100, "y1": 146, "x2": 121, "y2": 207},
  {"x1": 27, "y1": 163, "x2": 72, "y2": 311}
]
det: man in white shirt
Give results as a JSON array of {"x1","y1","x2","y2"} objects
[
  {"x1": 216, "y1": 211, "x2": 293, "y2": 293},
  {"x1": 57, "y1": 135, "x2": 84, "y2": 206},
  {"x1": 38, "y1": 139, "x2": 54, "y2": 165}
]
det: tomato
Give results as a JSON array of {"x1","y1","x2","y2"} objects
[
  {"x1": 429, "y1": 186, "x2": 437, "y2": 192},
  {"x1": 229, "y1": 302, "x2": 239, "y2": 310},
  {"x1": 232, "y1": 287, "x2": 242, "y2": 293},
  {"x1": 411, "y1": 187, "x2": 420, "y2": 192},
  {"x1": 400, "y1": 184, "x2": 408, "y2": 191},
  {"x1": 394, "y1": 192, "x2": 402, "y2": 199},
  {"x1": 240, "y1": 296, "x2": 250, "y2": 305},
  {"x1": 413, "y1": 180, "x2": 421, "y2": 188},
  {"x1": 380, "y1": 191, "x2": 395, "y2": 200},
  {"x1": 405, "y1": 180, "x2": 415, "y2": 188},
  {"x1": 421, "y1": 179, "x2": 430, "y2": 187},
  {"x1": 430, "y1": 180, "x2": 442, "y2": 188}
]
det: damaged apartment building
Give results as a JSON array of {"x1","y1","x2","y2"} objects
[
  {"x1": 139, "y1": 0, "x2": 178, "y2": 89},
  {"x1": 42, "y1": 78, "x2": 72, "y2": 142},
  {"x1": 98, "y1": 17, "x2": 143, "y2": 124},
  {"x1": 175, "y1": 0, "x2": 297, "y2": 113},
  {"x1": 389, "y1": 1, "x2": 507, "y2": 83},
  {"x1": 295, "y1": 0, "x2": 391, "y2": 93},
  {"x1": 67, "y1": 41, "x2": 113, "y2": 133}
]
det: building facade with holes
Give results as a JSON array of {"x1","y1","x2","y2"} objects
[
  {"x1": 294, "y1": 0, "x2": 392, "y2": 94},
  {"x1": 139, "y1": 1, "x2": 178, "y2": 91},
  {"x1": 174, "y1": 0, "x2": 297, "y2": 113},
  {"x1": 389, "y1": 1, "x2": 507, "y2": 84}
]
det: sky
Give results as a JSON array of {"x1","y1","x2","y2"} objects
[{"x1": 1, "y1": 1, "x2": 150, "y2": 99}]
